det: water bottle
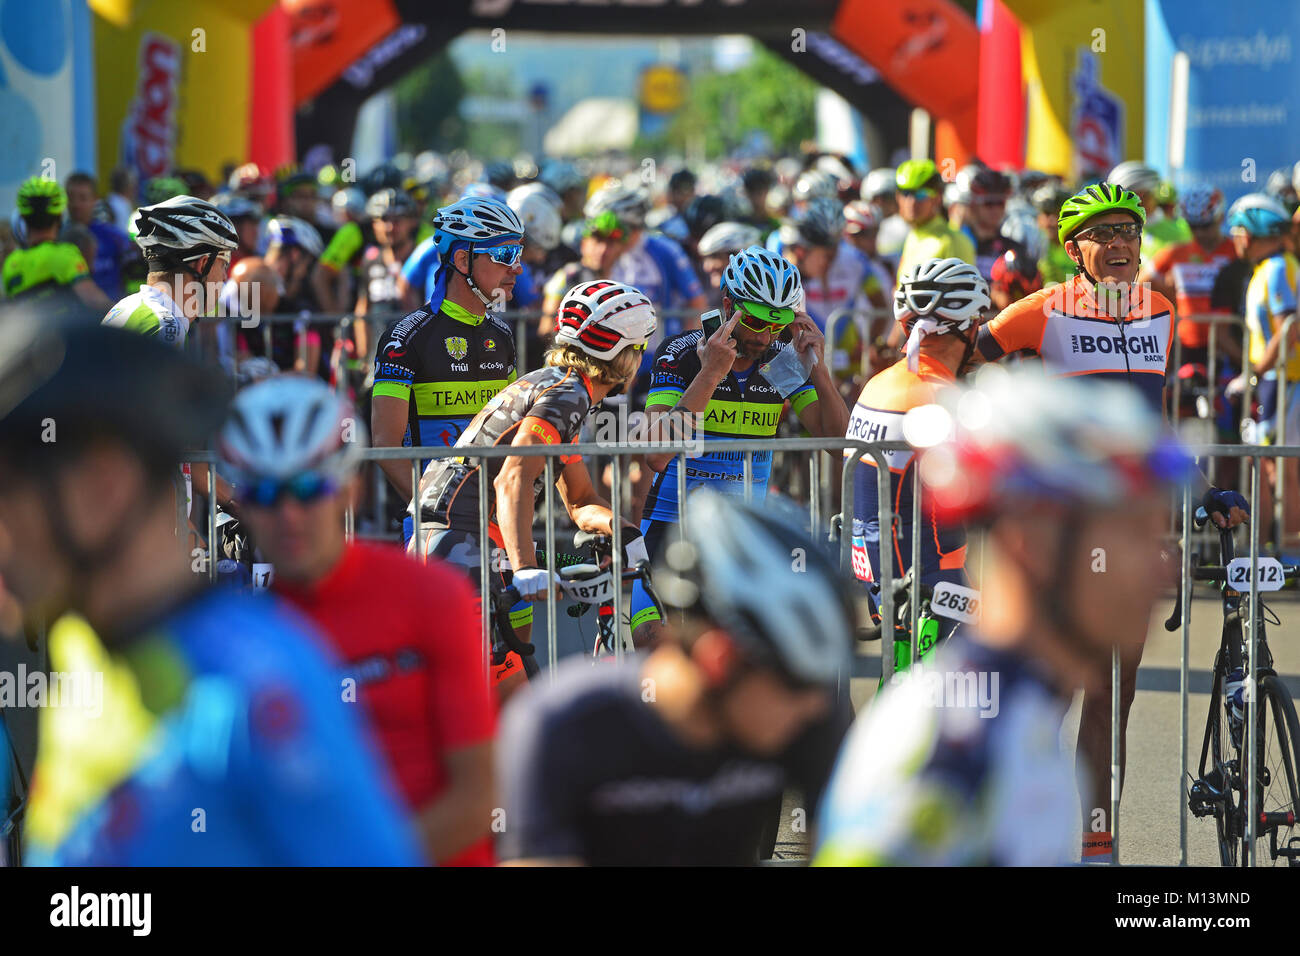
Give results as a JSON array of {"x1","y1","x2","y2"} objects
[{"x1": 1225, "y1": 668, "x2": 1246, "y2": 730}]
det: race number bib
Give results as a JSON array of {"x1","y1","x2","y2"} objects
[
  {"x1": 252, "y1": 563, "x2": 275, "y2": 590},
  {"x1": 558, "y1": 565, "x2": 613, "y2": 605},
  {"x1": 1226, "y1": 557, "x2": 1284, "y2": 592},
  {"x1": 929, "y1": 582, "x2": 981, "y2": 624}
]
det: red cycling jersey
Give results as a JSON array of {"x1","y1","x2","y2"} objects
[{"x1": 275, "y1": 540, "x2": 496, "y2": 866}]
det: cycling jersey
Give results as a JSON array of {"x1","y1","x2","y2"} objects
[
  {"x1": 845, "y1": 354, "x2": 965, "y2": 590},
  {"x1": 87, "y1": 221, "x2": 136, "y2": 300},
  {"x1": 1038, "y1": 244, "x2": 1076, "y2": 287},
  {"x1": 963, "y1": 227, "x2": 1028, "y2": 284},
  {"x1": 1243, "y1": 251, "x2": 1300, "y2": 382},
  {"x1": 544, "y1": 233, "x2": 703, "y2": 363},
  {"x1": 414, "y1": 364, "x2": 594, "y2": 532},
  {"x1": 319, "y1": 220, "x2": 368, "y2": 273},
  {"x1": 896, "y1": 217, "x2": 977, "y2": 286},
  {"x1": 1141, "y1": 214, "x2": 1192, "y2": 260},
  {"x1": 24, "y1": 593, "x2": 422, "y2": 865},
  {"x1": 102, "y1": 283, "x2": 190, "y2": 348},
  {"x1": 2, "y1": 241, "x2": 91, "y2": 300},
  {"x1": 359, "y1": 244, "x2": 408, "y2": 318},
  {"x1": 497, "y1": 657, "x2": 849, "y2": 865},
  {"x1": 274, "y1": 541, "x2": 496, "y2": 866},
  {"x1": 1149, "y1": 237, "x2": 1236, "y2": 350},
  {"x1": 802, "y1": 241, "x2": 892, "y2": 372},
  {"x1": 372, "y1": 299, "x2": 517, "y2": 450},
  {"x1": 977, "y1": 274, "x2": 1175, "y2": 411},
  {"x1": 641, "y1": 330, "x2": 818, "y2": 522},
  {"x1": 814, "y1": 635, "x2": 1078, "y2": 866}
]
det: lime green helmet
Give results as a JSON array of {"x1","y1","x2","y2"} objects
[
  {"x1": 1057, "y1": 182, "x2": 1146, "y2": 245},
  {"x1": 896, "y1": 159, "x2": 938, "y2": 192},
  {"x1": 16, "y1": 176, "x2": 67, "y2": 219},
  {"x1": 143, "y1": 176, "x2": 188, "y2": 206}
]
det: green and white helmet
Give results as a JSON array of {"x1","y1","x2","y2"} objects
[{"x1": 720, "y1": 245, "x2": 803, "y2": 325}]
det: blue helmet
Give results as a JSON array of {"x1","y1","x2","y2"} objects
[
  {"x1": 432, "y1": 196, "x2": 524, "y2": 256},
  {"x1": 1227, "y1": 194, "x2": 1290, "y2": 238},
  {"x1": 720, "y1": 245, "x2": 803, "y2": 322}
]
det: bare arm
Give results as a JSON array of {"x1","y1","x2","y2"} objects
[
  {"x1": 1253, "y1": 311, "x2": 1298, "y2": 375},
  {"x1": 311, "y1": 261, "x2": 341, "y2": 314},
  {"x1": 416, "y1": 742, "x2": 495, "y2": 862},
  {"x1": 371, "y1": 394, "x2": 415, "y2": 500}
]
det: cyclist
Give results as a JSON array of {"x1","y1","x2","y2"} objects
[
  {"x1": 955, "y1": 166, "x2": 1026, "y2": 283},
  {"x1": 1140, "y1": 183, "x2": 1241, "y2": 369},
  {"x1": 633, "y1": 247, "x2": 850, "y2": 646},
  {"x1": 501, "y1": 489, "x2": 857, "y2": 868},
  {"x1": 1108, "y1": 160, "x2": 1190, "y2": 258},
  {"x1": 1229, "y1": 195, "x2": 1300, "y2": 539},
  {"x1": 988, "y1": 247, "x2": 1043, "y2": 311},
  {"x1": 1, "y1": 318, "x2": 420, "y2": 865},
  {"x1": 371, "y1": 195, "x2": 523, "y2": 545},
  {"x1": 862, "y1": 167, "x2": 908, "y2": 265},
  {"x1": 212, "y1": 191, "x2": 264, "y2": 266},
  {"x1": 497, "y1": 488, "x2": 856, "y2": 866},
  {"x1": 815, "y1": 367, "x2": 1193, "y2": 866},
  {"x1": 218, "y1": 376, "x2": 496, "y2": 866},
  {"x1": 846, "y1": 258, "x2": 989, "y2": 631},
  {"x1": 895, "y1": 159, "x2": 976, "y2": 283},
  {"x1": 1031, "y1": 183, "x2": 1076, "y2": 286},
  {"x1": 262, "y1": 215, "x2": 330, "y2": 375},
  {"x1": 312, "y1": 185, "x2": 373, "y2": 313},
  {"x1": 102, "y1": 194, "x2": 237, "y2": 348},
  {"x1": 63, "y1": 172, "x2": 136, "y2": 302},
  {"x1": 696, "y1": 221, "x2": 762, "y2": 293},
  {"x1": 976, "y1": 180, "x2": 1248, "y2": 859},
  {"x1": 410, "y1": 279, "x2": 655, "y2": 695},
  {"x1": 3, "y1": 177, "x2": 110, "y2": 311}
]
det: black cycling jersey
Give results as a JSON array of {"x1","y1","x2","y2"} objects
[
  {"x1": 414, "y1": 364, "x2": 595, "y2": 530},
  {"x1": 373, "y1": 300, "x2": 518, "y2": 450},
  {"x1": 496, "y1": 658, "x2": 849, "y2": 865}
]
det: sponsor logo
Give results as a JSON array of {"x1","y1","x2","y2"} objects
[
  {"x1": 386, "y1": 345, "x2": 407, "y2": 359},
  {"x1": 483, "y1": 337, "x2": 497, "y2": 351},
  {"x1": 378, "y1": 362, "x2": 410, "y2": 378},
  {"x1": 481, "y1": 361, "x2": 507, "y2": 370},
  {"x1": 445, "y1": 336, "x2": 469, "y2": 360},
  {"x1": 123, "y1": 33, "x2": 181, "y2": 180},
  {"x1": 449, "y1": 362, "x2": 470, "y2": 372},
  {"x1": 528, "y1": 421, "x2": 557, "y2": 444},
  {"x1": 1069, "y1": 332, "x2": 1164, "y2": 362}
]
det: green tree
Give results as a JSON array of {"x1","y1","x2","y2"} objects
[
  {"x1": 636, "y1": 47, "x2": 819, "y2": 159},
  {"x1": 392, "y1": 51, "x2": 467, "y2": 153}
]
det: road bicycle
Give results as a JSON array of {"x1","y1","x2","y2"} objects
[
  {"x1": 859, "y1": 568, "x2": 975, "y2": 689},
  {"x1": 1168, "y1": 510, "x2": 1300, "y2": 866}
]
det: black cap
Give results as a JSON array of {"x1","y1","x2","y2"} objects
[{"x1": 0, "y1": 306, "x2": 232, "y2": 473}]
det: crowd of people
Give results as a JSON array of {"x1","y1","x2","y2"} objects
[{"x1": 3, "y1": 143, "x2": 1299, "y2": 867}]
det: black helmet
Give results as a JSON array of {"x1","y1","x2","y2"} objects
[{"x1": 683, "y1": 194, "x2": 727, "y2": 240}]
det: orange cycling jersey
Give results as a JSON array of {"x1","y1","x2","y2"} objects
[
  {"x1": 1149, "y1": 238, "x2": 1236, "y2": 350},
  {"x1": 977, "y1": 274, "x2": 1175, "y2": 412}
]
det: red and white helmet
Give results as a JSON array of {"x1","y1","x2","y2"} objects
[
  {"x1": 553, "y1": 280, "x2": 657, "y2": 360},
  {"x1": 1179, "y1": 183, "x2": 1225, "y2": 227}
]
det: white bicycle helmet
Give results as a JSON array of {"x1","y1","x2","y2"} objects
[
  {"x1": 1108, "y1": 161, "x2": 1161, "y2": 195},
  {"x1": 697, "y1": 221, "x2": 762, "y2": 258},
  {"x1": 507, "y1": 184, "x2": 562, "y2": 251},
  {"x1": 432, "y1": 195, "x2": 524, "y2": 253},
  {"x1": 584, "y1": 182, "x2": 650, "y2": 229},
  {"x1": 1179, "y1": 183, "x2": 1225, "y2": 227},
  {"x1": 218, "y1": 375, "x2": 365, "y2": 486},
  {"x1": 655, "y1": 488, "x2": 854, "y2": 686},
  {"x1": 553, "y1": 280, "x2": 657, "y2": 360},
  {"x1": 843, "y1": 200, "x2": 878, "y2": 234},
  {"x1": 131, "y1": 195, "x2": 238, "y2": 260},
  {"x1": 794, "y1": 168, "x2": 840, "y2": 203},
  {"x1": 862, "y1": 167, "x2": 897, "y2": 202},
  {"x1": 895, "y1": 257, "x2": 990, "y2": 370},
  {"x1": 720, "y1": 246, "x2": 803, "y2": 317},
  {"x1": 265, "y1": 216, "x2": 324, "y2": 258}
]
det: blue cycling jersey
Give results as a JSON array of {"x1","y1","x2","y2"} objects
[{"x1": 23, "y1": 589, "x2": 423, "y2": 866}]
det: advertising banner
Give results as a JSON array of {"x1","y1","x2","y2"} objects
[
  {"x1": 1006, "y1": 0, "x2": 1144, "y2": 181},
  {"x1": 1146, "y1": 0, "x2": 1300, "y2": 206}
]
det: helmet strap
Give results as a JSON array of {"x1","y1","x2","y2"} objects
[{"x1": 453, "y1": 244, "x2": 495, "y2": 308}]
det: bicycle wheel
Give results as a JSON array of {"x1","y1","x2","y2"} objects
[
  {"x1": 1206, "y1": 671, "x2": 1241, "y2": 867},
  {"x1": 1251, "y1": 675, "x2": 1300, "y2": 866}
]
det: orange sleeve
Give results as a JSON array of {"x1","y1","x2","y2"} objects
[{"x1": 979, "y1": 290, "x2": 1050, "y2": 360}]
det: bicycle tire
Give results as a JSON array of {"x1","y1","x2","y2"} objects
[{"x1": 1252, "y1": 675, "x2": 1300, "y2": 866}]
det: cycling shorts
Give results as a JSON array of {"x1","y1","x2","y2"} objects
[{"x1": 410, "y1": 525, "x2": 534, "y2": 685}]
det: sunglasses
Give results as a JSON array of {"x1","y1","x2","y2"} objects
[
  {"x1": 898, "y1": 188, "x2": 935, "y2": 201},
  {"x1": 737, "y1": 312, "x2": 785, "y2": 335},
  {"x1": 1075, "y1": 222, "x2": 1143, "y2": 243},
  {"x1": 475, "y1": 243, "x2": 524, "y2": 266},
  {"x1": 244, "y1": 471, "x2": 337, "y2": 508}
]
